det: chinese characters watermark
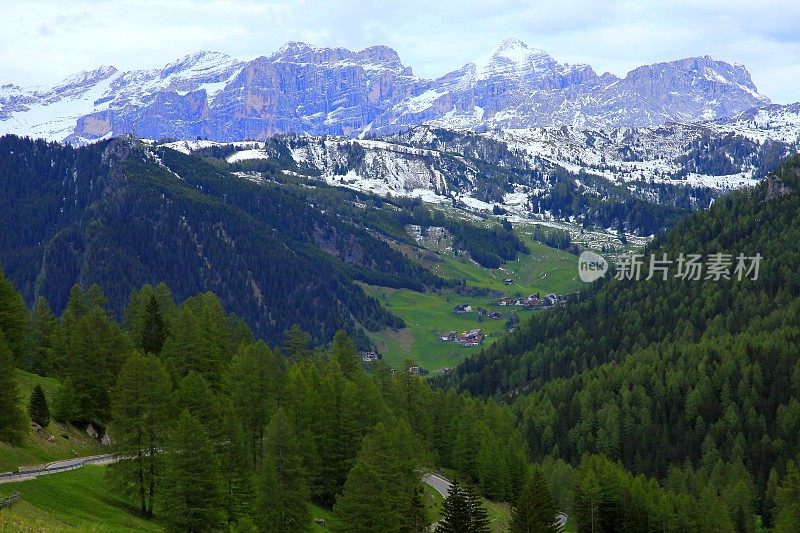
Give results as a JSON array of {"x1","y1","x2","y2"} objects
[{"x1": 613, "y1": 253, "x2": 762, "y2": 282}]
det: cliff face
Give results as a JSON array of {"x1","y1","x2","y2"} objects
[{"x1": 0, "y1": 40, "x2": 773, "y2": 143}]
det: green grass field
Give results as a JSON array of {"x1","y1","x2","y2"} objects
[
  {"x1": 0, "y1": 465, "x2": 161, "y2": 532},
  {"x1": 0, "y1": 371, "x2": 104, "y2": 473},
  {"x1": 429, "y1": 241, "x2": 580, "y2": 296},
  {"x1": 365, "y1": 240, "x2": 583, "y2": 373}
]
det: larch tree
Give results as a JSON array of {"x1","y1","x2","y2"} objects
[
  {"x1": 160, "y1": 411, "x2": 225, "y2": 532},
  {"x1": 331, "y1": 330, "x2": 361, "y2": 378},
  {"x1": 283, "y1": 324, "x2": 311, "y2": 359},
  {"x1": 255, "y1": 407, "x2": 311, "y2": 532},
  {"x1": 28, "y1": 296, "x2": 56, "y2": 375},
  {"x1": 227, "y1": 341, "x2": 285, "y2": 468},
  {"x1": 775, "y1": 461, "x2": 800, "y2": 533},
  {"x1": 0, "y1": 329, "x2": 26, "y2": 445},
  {"x1": 110, "y1": 352, "x2": 172, "y2": 517},
  {"x1": 0, "y1": 267, "x2": 28, "y2": 362},
  {"x1": 510, "y1": 470, "x2": 561, "y2": 533}
]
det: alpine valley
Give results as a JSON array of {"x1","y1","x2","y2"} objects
[{"x1": 2, "y1": 34, "x2": 800, "y2": 533}]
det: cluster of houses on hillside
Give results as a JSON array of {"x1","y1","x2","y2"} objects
[
  {"x1": 497, "y1": 293, "x2": 563, "y2": 309},
  {"x1": 440, "y1": 328, "x2": 485, "y2": 347}
]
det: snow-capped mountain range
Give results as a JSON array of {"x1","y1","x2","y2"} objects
[
  {"x1": 1, "y1": 38, "x2": 794, "y2": 144},
  {"x1": 155, "y1": 115, "x2": 796, "y2": 230}
]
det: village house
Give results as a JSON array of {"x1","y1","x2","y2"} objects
[
  {"x1": 440, "y1": 331, "x2": 457, "y2": 342},
  {"x1": 453, "y1": 304, "x2": 473, "y2": 314},
  {"x1": 360, "y1": 351, "x2": 381, "y2": 363},
  {"x1": 498, "y1": 297, "x2": 514, "y2": 306},
  {"x1": 504, "y1": 278, "x2": 514, "y2": 285},
  {"x1": 457, "y1": 328, "x2": 485, "y2": 346}
]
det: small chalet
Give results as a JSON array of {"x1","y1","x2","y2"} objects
[
  {"x1": 457, "y1": 328, "x2": 485, "y2": 346},
  {"x1": 360, "y1": 351, "x2": 381, "y2": 363}
]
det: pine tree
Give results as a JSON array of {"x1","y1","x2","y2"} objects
[
  {"x1": 110, "y1": 353, "x2": 172, "y2": 517},
  {"x1": 408, "y1": 484, "x2": 430, "y2": 533},
  {"x1": 161, "y1": 411, "x2": 225, "y2": 532},
  {"x1": 28, "y1": 384, "x2": 51, "y2": 428},
  {"x1": 464, "y1": 483, "x2": 491, "y2": 533},
  {"x1": 437, "y1": 480, "x2": 471, "y2": 533},
  {"x1": 141, "y1": 294, "x2": 167, "y2": 355},
  {"x1": 511, "y1": 470, "x2": 561, "y2": 533},
  {"x1": 255, "y1": 408, "x2": 310, "y2": 532},
  {"x1": 0, "y1": 329, "x2": 26, "y2": 445}
]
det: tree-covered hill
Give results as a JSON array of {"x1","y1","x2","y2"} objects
[
  {"x1": 0, "y1": 134, "x2": 454, "y2": 347},
  {"x1": 440, "y1": 154, "x2": 800, "y2": 526}
]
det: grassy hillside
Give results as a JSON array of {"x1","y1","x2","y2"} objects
[
  {"x1": 0, "y1": 465, "x2": 161, "y2": 532},
  {"x1": 365, "y1": 238, "x2": 583, "y2": 372},
  {"x1": 0, "y1": 371, "x2": 104, "y2": 473}
]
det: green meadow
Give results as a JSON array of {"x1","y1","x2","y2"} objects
[
  {"x1": 0, "y1": 371, "x2": 104, "y2": 473},
  {"x1": 0, "y1": 465, "x2": 161, "y2": 532},
  {"x1": 365, "y1": 239, "x2": 583, "y2": 373}
]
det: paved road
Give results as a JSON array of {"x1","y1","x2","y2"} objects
[
  {"x1": 422, "y1": 472, "x2": 451, "y2": 498},
  {"x1": 0, "y1": 453, "x2": 115, "y2": 485}
]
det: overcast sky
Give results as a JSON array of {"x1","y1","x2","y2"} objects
[{"x1": 1, "y1": 0, "x2": 799, "y2": 103}]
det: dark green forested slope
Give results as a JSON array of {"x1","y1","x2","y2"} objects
[
  {"x1": 0, "y1": 134, "x2": 451, "y2": 347},
  {"x1": 451, "y1": 154, "x2": 800, "y2": 397},
  {"x1": 441, "y1": 154, "x2": 800, "y2": 528}
]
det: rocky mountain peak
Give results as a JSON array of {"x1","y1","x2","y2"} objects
[
  {"x1": 0, "y1": 42, "x2": 783, "y2": 142},
  {"x1": 470, "y1": 37, "x2": 558, "y2": 80}
]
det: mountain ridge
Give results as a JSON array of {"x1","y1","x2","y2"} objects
[{"x1": 0, "y1": 38, "x2": 775, "y2": 143}]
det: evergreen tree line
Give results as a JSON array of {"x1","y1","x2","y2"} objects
[{"x1": 1, "y1": 272, "x2": 537, "y2": 531}]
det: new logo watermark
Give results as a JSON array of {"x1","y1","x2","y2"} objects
[
  {"x1": 578, "y1": 251, "x2": 608, "y2": 282},
  {"x1": 577, "y1": 251, "x2": 762, "y2": 283}
]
